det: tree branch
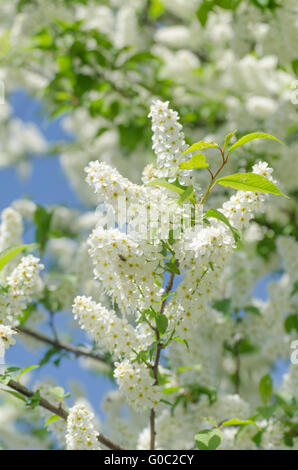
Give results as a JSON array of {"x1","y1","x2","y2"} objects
[
  {"x1": 2, "y1": 377, "x2": 125, "y2": 450},
  {"x1": 150, "y1": 268, "x2": 176, "y2": 450},
  {"x1": 15, "y1": 326, "x2": 112, "y2": 367}
]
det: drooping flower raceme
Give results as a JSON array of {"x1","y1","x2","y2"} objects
[
  {"x1": 0, "y1": 255, "x2": 44, "y2": 326},
  {"x1": 0, "y1": 324, "x2": 16, "y2": 361},
  {"x1": 66, "y1": 402, "x2": 101, "y2": 450}
]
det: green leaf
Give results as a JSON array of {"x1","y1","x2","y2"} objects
[
  {"x1": 162, "y1": 386, "x2": 181, "y2": 395},
  {"x1": 34, "y1": 205, "x2": 53, "y2": 254},
  {"x1": 45, "y1": 415, "x2": 61, "y2": 427},
  {"x1": 179, "y1": 153, "x2": 209, "y2": 170},
  {"x1": 146, "y1": 179, "x2": 185, "y2": 195},
  {"x1": 0, "y1": 244, "x2": 37, "y2": 271},
  {"x1": 1, "y1": 389, "x2": 27, "y2": 402},
  {"x1": 237, "y1": 337, "x2": 257, "y2": 355},
  {"x1": 221, "y1": 418, "x2": 258, "y2": 428},
  {"x1": 195, "y1": 428, "x2": 223, "y2": 450},
  {"x1": 165, "y1": 261, "x2": 180, "y2": 275},
  {"x1": 156, "y1": 314, "x2": 168, "y2": 335},
  {"x1": 26, "y1": 390, "x2": 41, "y2": 408},
  {"x1": 216, "y1": 172, "x2": 288, "y2": 197},
  {"x1": 180, "y1": 141, "x2": 218, "y2": 158},
  {"x1": 177, "y1": 364, "x2": 201, "y2": 374},
  {"x1": 204, "y1": 208, "x2": 240, "y2": 243},
  {"x1": 5, "y1": 367, "x2": 21, "y2": 373},
  {"x1": 259, "y1": 374, "x2": 273, "y2": 404},
  {"x1": 291, "y1": 281, "x2": 298, "y2": 297},
  {"x1": 149, "y1": 0, "x2": 165, "y2": 19},
  {"x1": 223, "y1": 129, "x2": 237, "y2": 151},
  {"x1": 178, "y1": 186, "x2": 194, "y2": 205},
  {"x1": 228, "y1": 132, "x2": 284, "y2": 153},
  {"x1": 57, "y1": 55, "x2": 72, "y2": 73},
  {"x1": 18, "y1": 365, "x2": 40, "y2": 380},
  {"x1": 284, "y1": 314, "x2": 298, "y2": 333},
  {"x1": 212, "y1": 298, "x2": 231, "y2": 316},
  {"x1": 292, "y1": 59, "x2": 298, "y2": 77},
  {"x1": 196, "y1": 1, "x2": 214, "y2": 27},
  {"x1": 244, "y1": 305, "x2": 261, "y2": 316}
]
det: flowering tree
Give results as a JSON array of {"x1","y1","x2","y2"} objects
[{"x1": 0, "y1": 0, "x2": 297, "y2": 451}]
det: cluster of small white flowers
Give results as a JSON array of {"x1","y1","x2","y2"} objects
[
  {"x1": 0, "y1": 324, "x2": 16, "y2": 360},
  {"x1": 148, "y1": 100, "x2": 189, "y2": 184},
  {"x1": 101, "y1": 390, "x2": 144, "y2": 449},
  {"x1": 85, "y1": 160, "x2": 142, "y2": 209},
  {"x1": 66, "y1": 402, "x2": 101, "y2": 450},
  {"x1": 87, "y1": 226, "x2": 164, "y2": 313},
  {"x1": 72, "y1": 295, "x2": 142, "y2": 359},
  {"x1": 0, "y1": 207, "x2": 23, "y2": 254},
  {"x1": 0, "y1": 255, "x2": 44, "y2": 325},
  {"x1": 34, "y1": 379, "x2": 67, "y2": 447},
  {"x1": 114, "y1": 359, "x2": 162, "y2": 411},
  {"x1": 261, "y1": 420, "x2": 290, "y2": 450}
]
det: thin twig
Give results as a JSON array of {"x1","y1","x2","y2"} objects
[
  {"x1": 2, "y1": 378, "x2": 125, "y2": 450},
  {"x1": 150, "y1": 268, "x2": 176, "y2": 450},
  {"x1": 15, "y1": 327, "x2": 111, "y2": 367}
]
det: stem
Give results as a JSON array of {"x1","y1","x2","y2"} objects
[
  {"x1": 2, "y1": 377, "x2": 124, "y2": 450},
  {"x1": 198, "y1": 147, "x2": 230, "y2": 208},
  {"x1": 150, "y1": 268, "x2": 176, "y2": 450},
  {"x1": 15, "y1": 327, "x2": 111, "y2": 367},
  {"x1": 234, "y1": 343, "x2": 241, "y2": 395}
]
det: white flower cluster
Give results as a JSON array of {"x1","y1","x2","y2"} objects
[
  {"x1": 0, "y1": 324, "x2": 16, "y2": 360},
  {"x1": 87, "y1": 226, "x2": 164, "y2": 313},
  {"x1": 114, "y1": 359, "x2": 162, "y2": 411},
  {"x1": 34, "y1": 379, "x2": 67, "y2": 447},
  {"x1": 66, "y1": 402, "x2": 101, "y2": 450},
  {"x1": 148, "y1": 100, "x2": 189, "y2": 184},
  {"x1": 0, "y1": 255, "x2": 44, "y2": 325},
  {"x1": 73, "y1": 295, "x2": 142, "y2": 359},
  {"x1": 0, "y1": 208, "x2": 23, "y2": 256}
]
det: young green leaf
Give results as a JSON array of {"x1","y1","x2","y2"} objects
[
  {"x1": 146, "y1": 179, "x2": 185, "y2": 195},
  {"x1": 204, "y1": 208, "x2": 240, "y2": 243},
  {"x1": 179, "y1": 153, "x2": 209, "y2": 170},
  {"x1": 195, "y1": 428, "x2": 223, "y2": 450},
  {"x1": 221, "y1": 418, "x2": 258, "y2": 428},
  {"x1": 162, "y1": 386, "x2": 181, "y2": 395},
  {"x1": 0, "y1": 244, "x2": 38, "y2": 271},
  {"x1": 259, "y1": 374, "x2": 273, "y2": 404},
  {"x1": 156, "y1": 313, "x2": 168, "y2": 335},
  {"x1": 223, "y1": 129, "x2": 237, "y2": 151},
  {"x1": 180, "y1": 141, "x2": 218, "y2": 158},
  {"x1": 228, "y1": 132, "x2": 284, "y2": 153},
  {"x1": 212, "y1": 298, "x2": 231, "y2": 316},
  {"x1": 178, "y1": 186, "x2": 194, "y2": 205},
  {"x1": 1, "y1": 389, "x2": 27, "y2": 402},
  {"x1": 18, "y1": 365, "x2": 40, "y2": 380},
  {"x1": 45, "y1": 415, "x2": 61, "y2": 427},
  {"x1": 216, "y1": 172, "x2": 288, "y2": 197}
]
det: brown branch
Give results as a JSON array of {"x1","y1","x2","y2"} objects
[
  {"x1": 2, "y1": 378, "x2": 125, "y2": 450},
  {"x1": 6, "y1": 378, "x2": 68, "y2": 420},
  {"x1": 150, "y1": 268, "x2": 176, "y2": 450},
  {"x1": 15, "y1": 327, "x2": 111, "y2": 367}
]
